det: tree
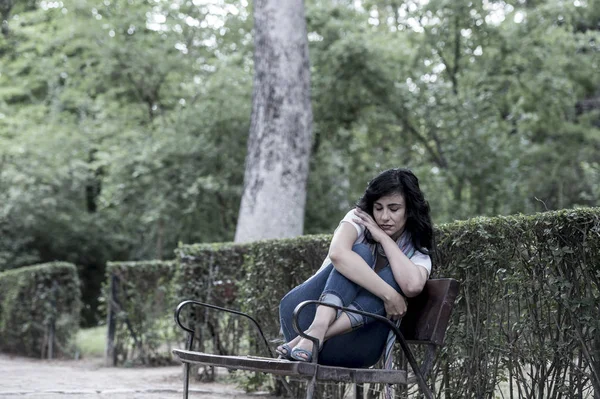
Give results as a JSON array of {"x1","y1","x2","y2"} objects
[
  {"x1": 0, "y1": 0, "x2": 254, "y2": 323},
  {"x1": 234, "y1": 0, "x2": 313, "y2": 243}
]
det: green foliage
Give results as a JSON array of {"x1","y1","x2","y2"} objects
[
  {"x1": 304, "y1": 0, "x2": 600, "y2": 225},
  {"x1": 0, "y1": 262, "x2": 81, "y2": 358},
  {"x1": 174, "y1": 242, "x2": 247, "y2": 305},
  {"x1": 0, "y1": 0, "x2": 598, "y2": 327},
  {"x1": 0, "y1": 0, "x2": 252, "y2": 324},
  {"x1": 105, "y1": 260, "x2": 176, "y2": 366},
  {"x1": 433, "y1": 208, "x2": 600, "y2": 398},
  {"x1": 173, "y1": 243, "x2": 247, "y2": 358}
]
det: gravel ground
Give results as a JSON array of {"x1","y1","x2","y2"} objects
[{"x1": 0, "y1": 354, "x2": 277, "y2": 398}]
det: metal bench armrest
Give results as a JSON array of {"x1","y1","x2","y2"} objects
[{"x1": 174, "y1": 300, "x2": 273, "y2": 358}]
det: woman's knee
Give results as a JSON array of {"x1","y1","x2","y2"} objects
[{"x1": 352, "y1": 243, "x2": 374, "y2": 266}]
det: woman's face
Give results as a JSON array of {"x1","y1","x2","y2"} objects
[{"x1": 373, "y1": 192, "x2": 407, "y2": 240}]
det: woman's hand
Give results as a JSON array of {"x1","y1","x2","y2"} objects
[
  {"x1": 353, "y1": 208, "x2": 388, "y2": 243},
  {"x1": 383, "y1": 290, "x2": 407, "y2": 321}
]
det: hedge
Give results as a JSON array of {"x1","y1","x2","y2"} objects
[
  {"x1": 169, "y1": 243, "x2": 245, "y2": 369},
  {"x1": 110, "y1": 208, "x2": 600, "y2": 398},
  {"x1": 433, "y1": 208, "x2": 600, "y2": 398},
  {"x1": 104, "y1": 260, "x2": 176, "y2": 366},
  {"x1": 0, "y1": 262, "x2": 81, "y2": 358}
]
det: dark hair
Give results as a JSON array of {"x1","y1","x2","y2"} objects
[{"x1": 356, "y1": 168, "x2": 433, "y2": 253}]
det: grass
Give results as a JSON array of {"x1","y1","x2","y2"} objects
[{"x1": 76, "y1": 326, "x2": 105, "y2": 358}]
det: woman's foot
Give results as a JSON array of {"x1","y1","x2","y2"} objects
[
  {"x1": 281, "y1": 307, "x2": 335, "y2": 362},
  {"x1": 289, "y1": 327, "x2": 326, "y2": 362},
  {"x1": 290, "y1": 345, "x2": 317, "y2": 362},
  {"x1": 276, "y1": 335, "x2": 302, "y2": 359},
  {"x1": 275, "y1": 343, "x2": 293, "y2": 359}
]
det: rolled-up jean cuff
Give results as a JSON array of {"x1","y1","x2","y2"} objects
[
  {"x1": 345, "y1": 304, "x2": 363, "y2": 328},
  {"x1": 319, "y1": 292, "x2": 344, "y2": 318}
]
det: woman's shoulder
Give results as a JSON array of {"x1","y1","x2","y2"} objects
[
  {"x1": 340, "y1": 208, "x2": 357, "y2": 220},
  {"x1": 412, "y1": 249, "x2": 431, "y2": 262},
  {"x1": 412, "y1": 249, "x2": 432, "y2": 274},
  {"x1": 330, "y1": 209, "x2": 370, "y2": 248},
  {"x1": 337, "y1": 209, "x2": 364, "y2": 236}
]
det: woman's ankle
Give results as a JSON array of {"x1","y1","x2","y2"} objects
[
  {"x1": 304, "y1": 326, "x2": 327, "y2": 344},
  {"x1": 285, "y1": 335, "x2": 301, "y2": 348},
  {"x1": 311, "y1": 317, "x2": 332, "y2": 333}
]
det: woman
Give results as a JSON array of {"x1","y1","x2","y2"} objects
[{"x1": 277, "y1": 168, "x2": 433, "y2": 367}]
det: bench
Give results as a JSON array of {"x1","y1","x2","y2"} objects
[{"x1": 172, "y1": 278, "x2": 460, "y2": 399}]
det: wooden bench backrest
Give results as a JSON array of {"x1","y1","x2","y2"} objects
[{"x1": 400, "y1": 278, "x2": 460, "y2": 345}]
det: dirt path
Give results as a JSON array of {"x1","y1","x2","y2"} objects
[{"x1": 0, "y1": 354, "x2": 277, "y2": 398}]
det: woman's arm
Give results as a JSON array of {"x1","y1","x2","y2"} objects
[
  {"x1": 328, "y1": 223, "x2": 407, "y2": 319},
  {"x1": 353, "y1": 208, "x2": 428, "y2": 297},
  {"x1": 379, "y1": 236, "x2": 428, "y2": 297}
]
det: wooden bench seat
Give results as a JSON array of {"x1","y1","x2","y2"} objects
[
  {"x1": 172, "y1": 278, "x2": 459, "y2": 399},
  {"x1": 173, "y1": 349, "x2": 407, "y2": 384}
]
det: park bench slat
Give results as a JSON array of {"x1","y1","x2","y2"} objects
[
  {"x1": 315, "y1": 364, "x2": 406, "y2": 384},
  {"x1": 402, "y1": 278, "x2": 459, "y2": 345},
  {"x1": 172, "y1": 349, "x2": 407, "y2": 384},
  {"x1": 173, "y1": 349, "x2": 316, "y2": 377}
]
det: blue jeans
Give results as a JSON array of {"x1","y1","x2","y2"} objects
[{"x1": 278, "y1": 244, "x2": 404, "y2": 368}]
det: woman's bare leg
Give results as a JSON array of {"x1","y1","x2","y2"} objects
[
  {"x1": 283, "y1": 310, "x2": 354, "y2": 361},
  {"x1": 324, "y1": 313, "x2": 353, "y2": 339},
  {"x1": 285, "y1": 306, "x2": 336, "y2": 360}
]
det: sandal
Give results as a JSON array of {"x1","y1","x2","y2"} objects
[
  {"x1": 275, "y1": 343, "x2": 293, "y2": 360},
  {"x1": 290, "y1": 341, "x2": 322, "y2": 363},
  {"x1": 290, "y1": 347, "x2": 314, "y2": 362}
]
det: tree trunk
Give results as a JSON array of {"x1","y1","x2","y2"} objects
[{"x1": 234, "y1": 0, "x2": 313, "y2": 243}]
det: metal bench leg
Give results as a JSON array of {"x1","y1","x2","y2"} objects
[
  {"x1": 396, "y1": 333, "x2": 433, "y2": 399},
  {"x1": 306, "y1": 375, "x2": 317, "y2": 399},
  {"x1": 181, "y1": 328, "x2": 195, "y2": 399},
  {"x1": 355, "y1": 383, "x2": 364, "y2": 399},
  {"x1": 183, "y1": 362, "x2": 190, "y2": 399}
]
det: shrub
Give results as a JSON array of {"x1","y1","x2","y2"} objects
[
  {"x1": 0, "y1": 262, "x2": 81, "y2": 358},
  {"x1": 104, "y1": 260, "x2": 176, "y2": 366},
  {"x1": 173, "y1": 243, "x2": 247, "y2": 360},
  {"x1": 432, "y1": 208, "x2": 600, "y2": 398}
]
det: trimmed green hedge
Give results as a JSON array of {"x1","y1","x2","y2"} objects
[
  {"x1": 433, "y1": 208, "x2": 600, "y2": 398},
  {"x1": 0, "y1": 262, "x2": 81, "y2": 358},
  {"x1": 104, "y1": 260, "x2": 176, "y2": 366},
  {"x1": 172, "y1": 243, "x2": 247, "y2": 360},
  {"x1": 239, "y1": 235, "x2": 331, "y2": 343},
  {"x1": 174, "y1": 242, "x2": 246, "y2": 309}
]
